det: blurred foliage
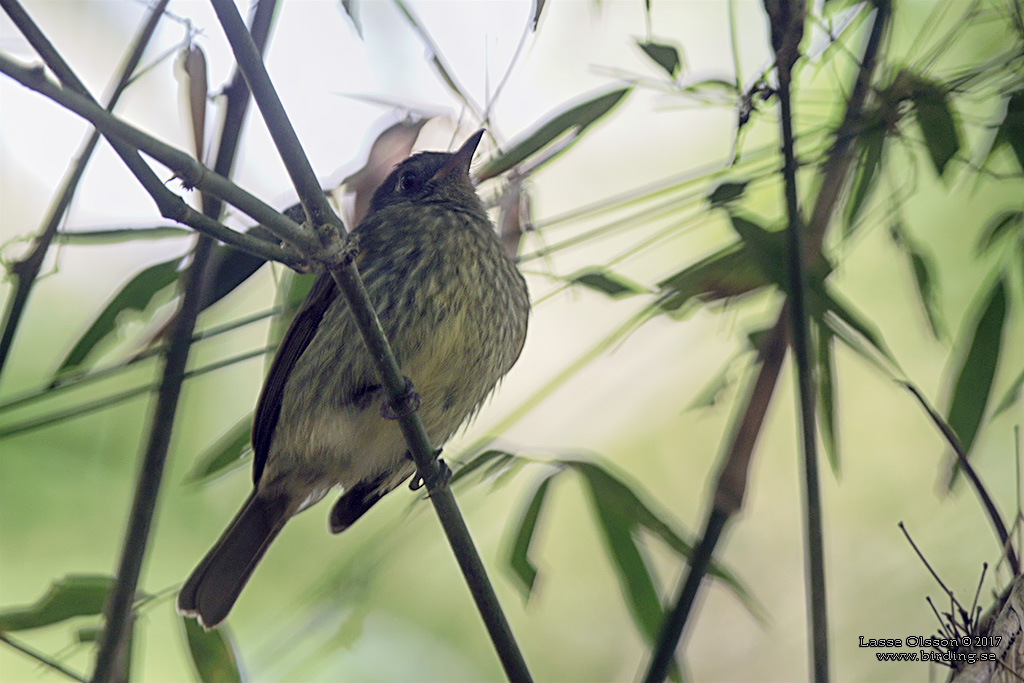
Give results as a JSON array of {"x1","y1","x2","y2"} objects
[{"x1": 1, "y1": 0, "x2": 1022, "y2": 680}]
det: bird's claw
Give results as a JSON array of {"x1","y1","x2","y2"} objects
[
  {"x1": 381, "y1": 376, "x2": 421, "y2": 420},
  {"x1": 409, "y1": 451, "x2": 450, "y2": 491}
]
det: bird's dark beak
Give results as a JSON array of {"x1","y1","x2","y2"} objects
[{"x1": 432, "y1": 129, "x2": 485, "y2": 183}]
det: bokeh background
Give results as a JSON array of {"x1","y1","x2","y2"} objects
[{"x1": 1, "y1": 0, "x2": 1022, "y2": 681}]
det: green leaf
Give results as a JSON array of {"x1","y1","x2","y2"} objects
[
  {"x1": 707, "y1": 180, "x2": 749, "y2": 208},
  {"x1": 199, "y1": 244, "x2": 270, "y2": 313},
  {"x1": 909, "y1": 79, "x2": 960, "y2": 177},
  {"x1": 575, "y1": 465, "x2": 664, "y2": 644},
  {"x1": 844, "y1": 121, "x2": 885, "y2": 234},
  {"x1": 392, "y1": 0, "x2": 478, "y2": 115},
  {"x1": 184, "y1": 413, "x2": 253, "y2": 485},
  {"x1": 687, "y1": 363, "x2": 734, "y2": 410},
  {"x1": 909, "y1": 252, "x2": 943, "y2": 339},
  {"x1": 984, "y1": 90, "x2": 1024, "y2": 172},
  {"x1": 976, "y1": 210, "x2": 1023, "y2": 255},
  {"x1": 991, "y1": 367, "x2": 1024, "y2": 418},
  {"x1": 815, "y1": 324, "x2": 840, "y2": 473},
  {"x1": 182, "y1": 615, "x2": 243, "y2": 683},
  {"x1": 55, "y1": 226, "x2": 192, "y2": 245},
  {"x1": 507, "y1": 472, "x2": 558, "y2": 600},
  {"x1": 727, "y1": 215, "x2": 788, "y2": 287},
  {"x1": 656, "y1": 219, "x2": 789, "y2": 315},
  {"x1": 569, "y1": 267, "x2": 648, "y2": 299},
  {"x1": 945, "y1": 278, "x2": 1007, "y2": 486},
  {"x1": 679, "y1": 79, "x2": 738, "y2": 96},
  {"x1": 75, "y1": 625, "x2": 100, "y2": 643},
  {"x1": 891, "y1": 223, "x2": 944, "y2": 338},
  {"x1": 476, "y1": 88, "x2": 631, "y2": 179},
  {"x1": 812, "y1": 285, "x2": 900, "y2": 371},
  {"x1": 566, "y1": 459, "x2": 754, "y2": 605},
  {"x1": 655, "y1": 243, "x2": 773, "y2": 314},
  {"x1": 55, "y1": 257, "x2": 182, "y2": 378},
  {"x1": 450, "y1": 449, "x2": 517, "y2": 486},
  {"x1": 637, "y1": 39, "x2": 681, "y2": 78},
  {"x1": 0, "y1": 575, "x2": 114, "y2": 631},
  {"x1": 340, "y1": 0, "x2": 363, "y2": 38}
]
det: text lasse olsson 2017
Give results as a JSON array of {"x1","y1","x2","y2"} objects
[{"x1": 859, "y1": 636, "x2": 1002, "y2": 648}]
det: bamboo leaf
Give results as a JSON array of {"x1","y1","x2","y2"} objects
[
  {"x1": 184, "y1": 413, "x2": 253, "y2": 485},
  {"x1": 813, "y1": 285, "x2": 900, "y2": 370},
  {"x1": 816, "y1": 324, "x2": 840, "y2": 473},
  {"x1": 569, "y1": 267, "x2": 648, "y2": 298},
  {"x1": 340, "y1": 0, "x2": 363, "y2": 38},
  {"x1": 679, "y1": 78, "x2": 738, "y2": 95},
  {"x1": 655, "y1": 242, "x2": 774, "y2": 315},
  {"x1": 707, "y1": 180, "x2": 749, "y2": 208},
  {"x1": 727, "y1": 214, "x2": 789, "y2": 287},
  {"x1": 991, "y1": 367, "x2": 1024, "y2": 418},
  {"x1": 976, "y1": 210, "x2": 1023, "y2": 255},
  {"x1": 636, "y1": 39, "x2": 681, "y2": 78},
  {"x1": 687, "y1": 362, "x2": 734, "y2": 410},
  {"x1": 0, "y1": 575, "x2": 114, "y2": 631},
  {"x1": 476, "y1": 88, "x2": 631, "y2": 179},
  {"x1": 577, "y1": 467, "x2": 664, "y2": 644},
  {"x1": 182, "y1": 44, "x2": 208, "y2": 161},
  {"x1": 200, "y1": 241, "x2": 272, "y2": 312},
  {"x1": 55, "y1": 257, "x2": 182, "y2": 378},
  {"x1": 450, "y1": 449, "x2": 517, "y2": 486},
  {"x1": 507, "y1": 472, "x2": 558, "y2": 600},
  {"x1": 844, "y1": 120, "x2": 885, "y2": 234},
  {"x1": 891, "y1": 223, "x2": 944, "y2": 338},
  {"x1": 983, "y1": 90, "x2": 1024, "y2": 171},
  {"x1": 182, "y1": 615, "x2": 243, "y2": 683},
  {"x1": 392, "y1": 0, "x2": 478, "y2": 115},
  {"x1": 76, "y1": 626, "x2": 100, "y2": 643},
  {"x1": 945, "y1": 278, "x2": 1007, "y2": 486},
  {"x1": 910, "y1": 79, "x2": 960, "y2": 177},
  {"x1": 566, "y1": 460, "x2": 754, "y2": 604},
  {"x1": 55, "y1": 226, "x2": 192, "y2": 244}
]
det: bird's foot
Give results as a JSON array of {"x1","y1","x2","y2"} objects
[
  {"x1": 381, "y1": 376, "x2": 421, "y2": 420},
  {"x1": 409, "y1": 450, "x2": 450, "y2": 491}
]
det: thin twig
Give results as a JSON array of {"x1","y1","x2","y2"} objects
[
  {"x1": 899, "y1": 521, "x2": 957, "y2": 598},
  {"x1": 900, "y1": 382, "x2": 1020, "y2": 574},
  {"x1": 91, "y1": 238, "x2": 215, "y2": 682},
  {"x1": 0, "y1": 308, "x2": 279, "y2": 414},
  {"x1": 208, "y1": 1, "x2": 532, "y2": 679},
  {"x1": 92, "y1": 4, "x2": 278, "y2": 678},
  {"x1": 644, "y1": 5, "x2": 891, "y2": 680},
  {"x1": 805, "y1": 0, "x2": 891, "y2": 253},
  {"x1": 0, "y1": 56, "x2": 314, "y2": 263},
  {"x1": 0, "y1": 0, "x2": 167, "y2": 387},
  {"x1": 643, "y1": 307, "x2": 788, "y2": 682},
  {"x1": 768, "y1": 2, "x2": 831, "y2": 679},
  {"x1": 0, "y1": 632, "x2": 87, "y2": 682},
  {"x1": 0, "y1": 347, "x2": 273, "y2": 440}
]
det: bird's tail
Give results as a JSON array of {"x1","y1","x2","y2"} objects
[{"x1": 177, "y1": 493, "x2": 289, "y2": 628}]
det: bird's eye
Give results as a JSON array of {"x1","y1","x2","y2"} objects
[{"x1": 396, "y1": 169, "x2": 419, "y2": 194}]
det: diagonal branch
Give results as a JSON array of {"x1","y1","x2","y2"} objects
[
  {"x1": 0, "y1": 53, "x2": 307, "y2": 266},
  {"x1": 208, "y1": 1, "x2": 532, "y2": 679},
  {"x1": 91, "y1": 2, "x2": 280, "y2": 679},
  {"x1": 644, "y1": 3, "x2": 892, "y2": 681},
  {"x1": 0, "y1": 0, "x2": 166, "y2": 387},
  {"x1": 644, "y1": 307, "x2": 789, "y2": 682}
]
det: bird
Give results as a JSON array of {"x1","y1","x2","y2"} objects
[{"x1": 178, "y1": 130, "x2": 529, "y2": 628}]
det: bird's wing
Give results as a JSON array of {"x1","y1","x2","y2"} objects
[{"x1": 251, "y1": 271, "x2": 337, "y2": 484}]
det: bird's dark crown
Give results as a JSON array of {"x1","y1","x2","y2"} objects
[{"x1": 368, "y1": 151, "x2": 473, "y2": 213}]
